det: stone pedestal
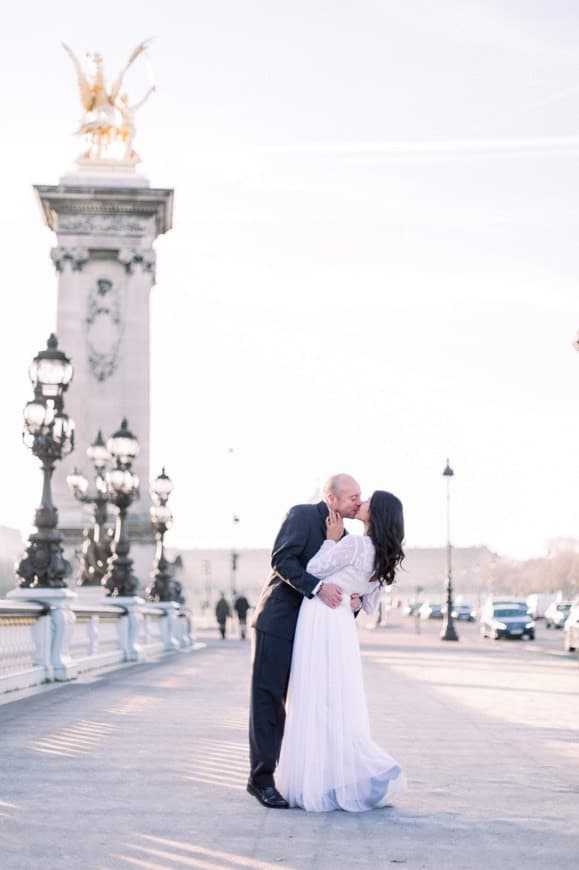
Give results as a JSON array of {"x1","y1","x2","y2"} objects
[
  {"x1": 110, "y1": 595, "x2": 146, "y2": 661},
  {"x1": 7, "y1": 586, "x2": 78, "y2": 681},
  {"x1": 154, "y1": 601, "x2": 182, "y2": 652},
  {"x1": 33, "y1": 170, "x2": 173, "y2": 580}
]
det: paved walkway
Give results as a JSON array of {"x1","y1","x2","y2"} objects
[{"x1": 1, "y1": 617, "x2": 578, "y2": 869}]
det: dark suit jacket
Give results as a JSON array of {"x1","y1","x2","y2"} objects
[{"x1": 252, "y1": 501, "x2": 331, "y2": 641}]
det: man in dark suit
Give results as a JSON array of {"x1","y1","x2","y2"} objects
[{"x1": 247, "y1": 474, "x2": 362, "y2": 808}]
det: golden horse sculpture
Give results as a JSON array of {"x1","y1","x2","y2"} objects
[{"x1": 63, "y1": 41, "x2": 155, "y2": 162}]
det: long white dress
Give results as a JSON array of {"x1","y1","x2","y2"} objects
[{"x1": 276, "y1": 535, "x2": 407, "y2": 812}]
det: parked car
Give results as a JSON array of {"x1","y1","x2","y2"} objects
[
  {"x1": 480, "y1": 606, "x2": 535, "y2": 640},
  {"x1": 451, "y1": 604, "x2": 475, "y2": 622},
  {"x1": 418, "y1": 602, "x2": 443, "y2": 620},
  {"x1": 563, "y1": 605, "x2": 579, "y2": 653},
  {"x1": 544, "y1": 601, "x2": 572, "y2": 629}
]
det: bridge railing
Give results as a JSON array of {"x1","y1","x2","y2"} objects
[
  {"x1": 0, "y1": 601, "x2": 50, "y2": 692},
  {"x1": 0, "y1": 598, "x2": 196, "y2": 695}
]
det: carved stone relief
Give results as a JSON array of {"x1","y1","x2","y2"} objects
[
  {"x1": 51, "y1": 246, "x2": 90, "y2": 272},
  {"x1": 58, "y1": 214, "x2": 147, "y2": 235},
  {"x1": 117, "y1": 248, "x2": 156, "y2": 277},
  {"x1": 85, "y1": 277, "x2": 123, "y2": 382}
]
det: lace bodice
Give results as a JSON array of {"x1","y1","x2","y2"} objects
[{"x1": 306, "y1": 536, "x2": 382, "y2": 614}]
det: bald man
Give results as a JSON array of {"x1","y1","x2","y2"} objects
[{"x1": 248, "y1": 475, "x2": 362, "y2": 808}]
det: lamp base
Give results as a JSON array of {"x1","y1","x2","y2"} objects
[{"x1": 440, "y1": 619, "x2": 459, "y2": 642}]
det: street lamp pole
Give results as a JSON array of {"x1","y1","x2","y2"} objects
[
  {"x1": 227, "y1": 446, "x2": 240, "y2": 606},
  {"x1": 148, "y1": 468, "x2": 180, "y2": 602},
  {"x1": 67, "y1": 431, "x2": 113, "y2": 586},
  {"x1": 17, "y1": 335, "x2": 75, "y2": 588},
  {"x1": 230, "y1": 514, "x2": 240, "y2": 604},
  {"x1": 101, "y1": 419, "x2": 141, "y2": 597},
  {"x1": 441, "y1": 458, "x2": 459, "y2": 642}
]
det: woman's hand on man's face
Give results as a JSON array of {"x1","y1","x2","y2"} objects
[{"x1": 325, "y1": 510, "x2": 344, "y2": 541}]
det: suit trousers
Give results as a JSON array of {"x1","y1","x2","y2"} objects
[{"x1": 249, "y1": 628, "x2": 293, "y2": 789}]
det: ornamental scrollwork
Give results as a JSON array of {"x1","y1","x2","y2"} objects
[
  {"x1": 51, "y1": 246, "x2": 90, "y2": 272},
  {"x1": 17, "y1": 539, "x2": 72, "y2": 588},
  {"x1": 118, "y1": 248, "x2": 156, "y2": 277},
  {"x1": 85, "y1": 277, "x2": 123, "y2": 382}
]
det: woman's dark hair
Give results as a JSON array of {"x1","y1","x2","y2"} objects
[{"x1": 368, "y1": 491, "x2": 405, "y2": 585}]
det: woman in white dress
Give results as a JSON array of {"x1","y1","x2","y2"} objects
[{"x1": 276, "y1": 490, "x2": 407, "y2": 812}]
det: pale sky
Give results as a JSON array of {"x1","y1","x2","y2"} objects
[{"x1": 0, "y1": 0, "x2": 578, "y2": 559}]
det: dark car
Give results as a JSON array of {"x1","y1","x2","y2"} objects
[
  {"x1": 482, "y1": 599, "x2": 528, "y2": 615},
  {"x1": 480, "y1": 599, "x2": 527, "y2": 625},
  {"x1": 480, "y1": 606, "x2": 535, "y2": 640}
]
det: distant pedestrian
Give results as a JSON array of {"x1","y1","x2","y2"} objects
[
  {"x1": 234, "y1": 593, "x2": 251, "y2": 639},
  {"x1": 414, "y1": 604, "x2": 421, "y2": 635},
  {"x1": 215, "y1": 593, "x2": 231, "y2": 639}
]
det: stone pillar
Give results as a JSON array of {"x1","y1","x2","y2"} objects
[
  {"x1": 155, "y1": 601, "x2": 182, "y2": 652},
  {"x1": 113, "y1": 595, "x2": 146, "y2": 662},
  {"x1": 7, "y1": 587, "x2": 79, "y2": 681},
  {"x1": 34, "y1": 173, "x2": 174, "y2": 580}
]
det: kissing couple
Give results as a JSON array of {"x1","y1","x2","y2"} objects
[{"x1": 248, "y1": 474, "x2": 407, "y2": 812}]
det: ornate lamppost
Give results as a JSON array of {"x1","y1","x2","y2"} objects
[
  {"x1": 148, "y1": 468, "x2": 179, "y2": 602},
  {"x1": 441, "y1": 458, "x2": 459, "y2": 642},
  {"x1": 66, "y1": 431, "x2": 113, "y2": 586},
  {"x1": 17, "y1": 335, "x2": 75, "y2": 588},
  {"x1": 230, "y1": 514, "x2": 240, "y2": 603},
  {"x1": 101, "y1": 419, "x2": 141, "y2": 597}
]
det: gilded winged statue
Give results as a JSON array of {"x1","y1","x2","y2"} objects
[{"x1": 63, "y1": 41, "x2": 155, "y2": 161}]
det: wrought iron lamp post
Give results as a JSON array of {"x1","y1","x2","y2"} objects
[
  {"x1": 66, "y1": 431, "x2": 113, "y2": 586},
  {"x1": 148, "y1": 468, "x2": 177, "y2": 602},
  {"x1": 17, "y1": 335, "x2": 75, "y2": 588},
  {"x1": 101, "y1": 419, "x2": 141, "y2": 597},
  {"x1": 440, "y1": 458, "x2": 459, "y2": 642},
  {"x1": 230, "y1": 514, "x2": 240, "y2": 602}
]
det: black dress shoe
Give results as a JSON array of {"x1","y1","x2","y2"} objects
[{"x1": 247, "y1": 781, "x2": 289, "y2": 809}]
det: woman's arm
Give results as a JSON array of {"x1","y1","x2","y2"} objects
[
  {"x1": 361, "y1": 583, "x2": 382, "y2": 615},
  {"x1": 306, "y1": 535, "x2": 364, "y2": 580}
]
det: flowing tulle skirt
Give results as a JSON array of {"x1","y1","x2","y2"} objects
[{"x1": 277, "y1": 596, "x2": 407, "y2": 812}]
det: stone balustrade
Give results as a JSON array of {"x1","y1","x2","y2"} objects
[{"x1": 0, "y1": 597, "x2": 196, "y2": 695}]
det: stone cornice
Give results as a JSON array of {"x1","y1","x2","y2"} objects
[{"x1": 34, "y1": 184, "x2": 174, "y2": 238}]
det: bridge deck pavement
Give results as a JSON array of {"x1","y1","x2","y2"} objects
[{"x1": 1, "y1": 617, "x2": 578, "y2": 869}]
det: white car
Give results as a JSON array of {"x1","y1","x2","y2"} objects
[
  {"x1": 451, "y1": 604, "x2": 474, "y2": 622},
  {"x1": 563, "y1": 605, "x2": 579, "y2": 653},
  {"x1": 418, "y1": 602, "x2": 443, "y2": 620},
  {"x1": 544, "y1": 601, "x2": 572, "y2": 629}
]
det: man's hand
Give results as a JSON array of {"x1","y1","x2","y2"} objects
[
  {"x1": 325, "y1": 510, "x2": 344, "y2": 541},
  {"x1": 350, "y1": 593, "x2": 361, "y2": 613},
  {"x1": 318, "y1": 582, "x2": 343, "y2": 608}
]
